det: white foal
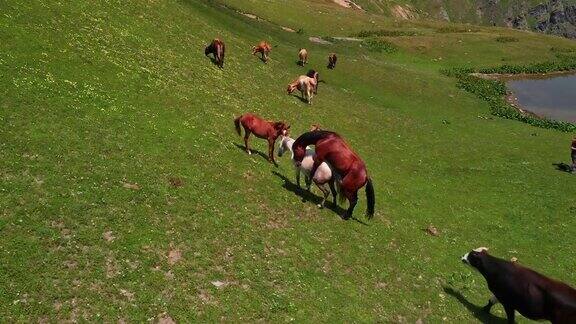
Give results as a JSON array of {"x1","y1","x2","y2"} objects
[{"x1": 277, "y1": 135, "x2": 337, "y2": 208}]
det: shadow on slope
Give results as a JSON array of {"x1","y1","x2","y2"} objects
[{"x1": 443, "y1": 287, "x2": 507, "y2": 324}]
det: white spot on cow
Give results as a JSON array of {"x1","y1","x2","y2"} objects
[
  {"x1": 461, "y1": 253, "x2": 470, "y2": 264},
  {"x1": 473, "y1": 247, "x2": 488, "y2": 253}
]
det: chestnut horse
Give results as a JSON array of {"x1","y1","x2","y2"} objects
[
  {"x1": 327, "y1": 53, "x2": 337, "y2": 69},
  {"x1": 205, "y1": 38, "x2": 225, "y2": 68},
  {"x1": 292, "y1": 130, "x2": 375, "y2": 220},
  {"x1": 252, "y1": 41, "x2": 272, "y2": 62},
  {"x1": 298, "y1": 48, "x2": 308, "y2": 66},
  {"x1": 234, "y1": 113, "x2": 289, "y2": 165}
]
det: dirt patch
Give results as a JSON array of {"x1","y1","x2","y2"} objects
[
  {"x1": 168, "y1": 177, "x2": 184, "y2": 188},
  {"x1": 157, "y1": 313, "x2": 176, "y2": 324},
  {"x1": 122, "y1": 181, "x2": 140, "y2": 190},
  {"x1": 242, "y1": 13, "x2": 258, "y2": 19},
  {"x1": 391, "y1": 5, "x2": 418, "y2": 20},
  {"x1": 332, "y1": 36, "x2": 362, "y2": 42},
  {"x1": 333, "y1": 0, "x2": 363, "y2": 10},
  {"x1": 424, "y1": 224, "x2": 439, "y2": 236},
  {"x1": 103, "y1": 230, "x2": 115, "y2": 242},
  {"x1": 309, "y1": 37, "x2": 333, "y2": 45},
  {"x1": 119, "y1": 289, "x2": 134, "y2": 301},
  {"x1": 106, "y1": 255, "x2": 120, "y2": 278},
  {"x1": 281, "y1": 26, "x2": 296, "y2": 33},
  {"x1": 168, "y1": 246, "x2": 182, "y2": 265}
]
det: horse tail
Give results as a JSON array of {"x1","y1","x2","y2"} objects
[
  {"x1": 365, "y1": 177, "x2": 375, "y2": 219},
  {"x1": 234, "y1": 116, "x2": 242, "y2": 136}
]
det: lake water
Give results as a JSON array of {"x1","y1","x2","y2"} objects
[{"x1": 506, "y1": 73, "x2": 576, "y2": 123}]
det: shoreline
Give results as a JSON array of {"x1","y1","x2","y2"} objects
[
  {"x1": 471, "y1": 69, "x2": 576, "y2": 81},
  {"x1": 471, "y1": 70, "x2": 576, "y2": 124}
]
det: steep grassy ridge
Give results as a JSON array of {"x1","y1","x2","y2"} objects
[{"x1": 1, "y1": 0, "x2": 575, "y2": 322}]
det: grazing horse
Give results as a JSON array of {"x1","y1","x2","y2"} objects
[
  {"x1": 292, "y1": 130, "x2": 375, "y2": 220},
  {"x1": 205, "y1": 38, "x2": 225, "y2": 68},
  {"x1": 252, "y1": 41, "x2": 272, "y2": 62},
  {"x1": 287, "y1": 75, "x2": 317, "y2": 104},
  {"x1": 298, "y1": 48, "x2": 308, "y2": 66},
  {"x1": 277, "y1": 135, "x2": 337, "y2": 208},
  {"x1": 234, "y1": 113, "x2": 289, "y2": 165},
  {"x1": 327, "y1": 53, "x2": 337, "y2": 69},
  {"x1": 306, "y1": 69, "x2": 319, "y2": 94}
]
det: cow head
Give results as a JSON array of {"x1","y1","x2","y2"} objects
[{"x1": 462, "y1": 247, "x2": 489, "y2": 270}]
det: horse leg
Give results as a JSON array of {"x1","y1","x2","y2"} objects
[
  {"x1": 305, "y1": 173, "x2": 312, "y2": 192},
  {"x1": 316, "y1": 183, "x2": 330, "y2": 209},
  {"x1": 268, "y1": 138, "x2": 277, "y2": 166},
  {"x1": 329, "y1": 178, "x2": 338, "y2": 206},
  {"x1": 243, "y1": 129, "x2": 252, "y2": 155},
  {"x1": 295, "y1": 168, "x2": 301, "y2": 188},
  {"x1": 342, "y1": 189, "x2": 358, "y2": 220}
]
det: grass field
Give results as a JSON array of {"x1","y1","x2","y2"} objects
[{"x1": 1, "y1": 0, "x2": 576, "y2": 322}]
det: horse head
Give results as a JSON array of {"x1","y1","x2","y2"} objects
[
  {"x1": 277, "y1": 135, "x2": 290, "y2": 157},
  {"x1": 287, "y1": 83, "x2": 297, "y2": 94},
  {"x1": 273, "y1": 122, "x2": 289, "y2": 137},
  {"x1": 204, "y1": 44, "x2": 212, "y2": 56},
  {"x1": 310, "y1": 124, "x2": 322, "y2": 131}
]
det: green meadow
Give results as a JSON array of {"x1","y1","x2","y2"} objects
[{"x1": 1, "y1": 0, "x2": 576, "y2": 322}]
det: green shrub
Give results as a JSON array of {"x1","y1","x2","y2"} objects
[
  {"x1": 436, "y1": 26, "x2": 479, "y2": 33},
  {"x1": 352, "y1": 29, "x2": 419, "y2": 37},
  {"x1": 362, "y1": 38, "x2": 398, "y2": 53},
  {"x1": 495, "y1": 36, "x2": 519, "y2": 43}
]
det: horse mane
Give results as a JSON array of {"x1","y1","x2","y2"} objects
[{"x1": 294, "y1": 130, "x2": 338, "y2": 148}]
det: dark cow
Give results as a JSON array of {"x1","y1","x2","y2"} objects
[
  {"x1": 205, "y1": 38, "x2": 225, "y2": 68},
  {"x1": 462, "y1": 247, "x2": 576, "y2": 323},
  {"x1": 327, "y1": 53, "x2": 337, "y2": 69}
]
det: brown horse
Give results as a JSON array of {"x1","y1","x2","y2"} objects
[
  {"x1": 252, "y1": 41, "x2": 272, "y2": 62},
  {"x1": 292, "y1": 130, "x2": 375, "y2": 220},
  {"x1": 234, "y1": 113, "x2": 289, "y2": 165},
  {"x1": 205, "y1": 38, "x2": 225, "y2": 68},
  {"x1": 298, "y1": 48, "x2": 308, "y2": 66},
  {"x1": 327, "y1": 53, "x2": 337, "y2": 69}
]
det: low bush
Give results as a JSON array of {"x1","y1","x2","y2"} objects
[{"x1": 362, "y1": 38, "x2": 398, "y2": 53}]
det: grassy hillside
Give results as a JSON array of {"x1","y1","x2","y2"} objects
[{"x1": 1, "y1": 0, "x2": 576, "y2": 322}]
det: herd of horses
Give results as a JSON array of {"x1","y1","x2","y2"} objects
[
  {"x1": 206, "y1": 37, "x2": 576, "y2": 322},
  {"x1": 208, "y1": 38, "x2": 371, "y2": 220}
]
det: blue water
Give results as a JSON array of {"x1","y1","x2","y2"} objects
[{"x1": 507, "y1": 73, "x2": 576, "y2": 123}]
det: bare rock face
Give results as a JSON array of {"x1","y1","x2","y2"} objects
[{"x1": 516, "y1": 0, "x2": 576, "y2": 38}]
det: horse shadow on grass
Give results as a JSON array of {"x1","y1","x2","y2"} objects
[
  {"x1": 443, "y1": 287, "x2": 507, "y2": 324},
  {"x1": 290, "y1": 94, "x2": 309, "y2": 104},
  {"x1": 233, "y1": 143, "x2": 276, "y2": 166},
  {"x1": 207, "y1": 56, "x2": 223, "y2": 68},
  {"x1": 553, "y1": 162, "x2": 573, "y2": 173},
  {"x1": 271, "y1": 171, "x2": 368, "y2": 225}
]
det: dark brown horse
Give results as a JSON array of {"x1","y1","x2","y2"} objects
[
  {"x1": 327, "y1": 53, "x2": 337, "y2": 69},
  {"x1": 205, "y1": 38, "x2": 225, "y2": 68},
  {"x1": 292, "y1": 130, "x2": 375, "y2": 220},
  {"x1": 234, "y1": 113, "x2": 289, "y2": 165}
]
